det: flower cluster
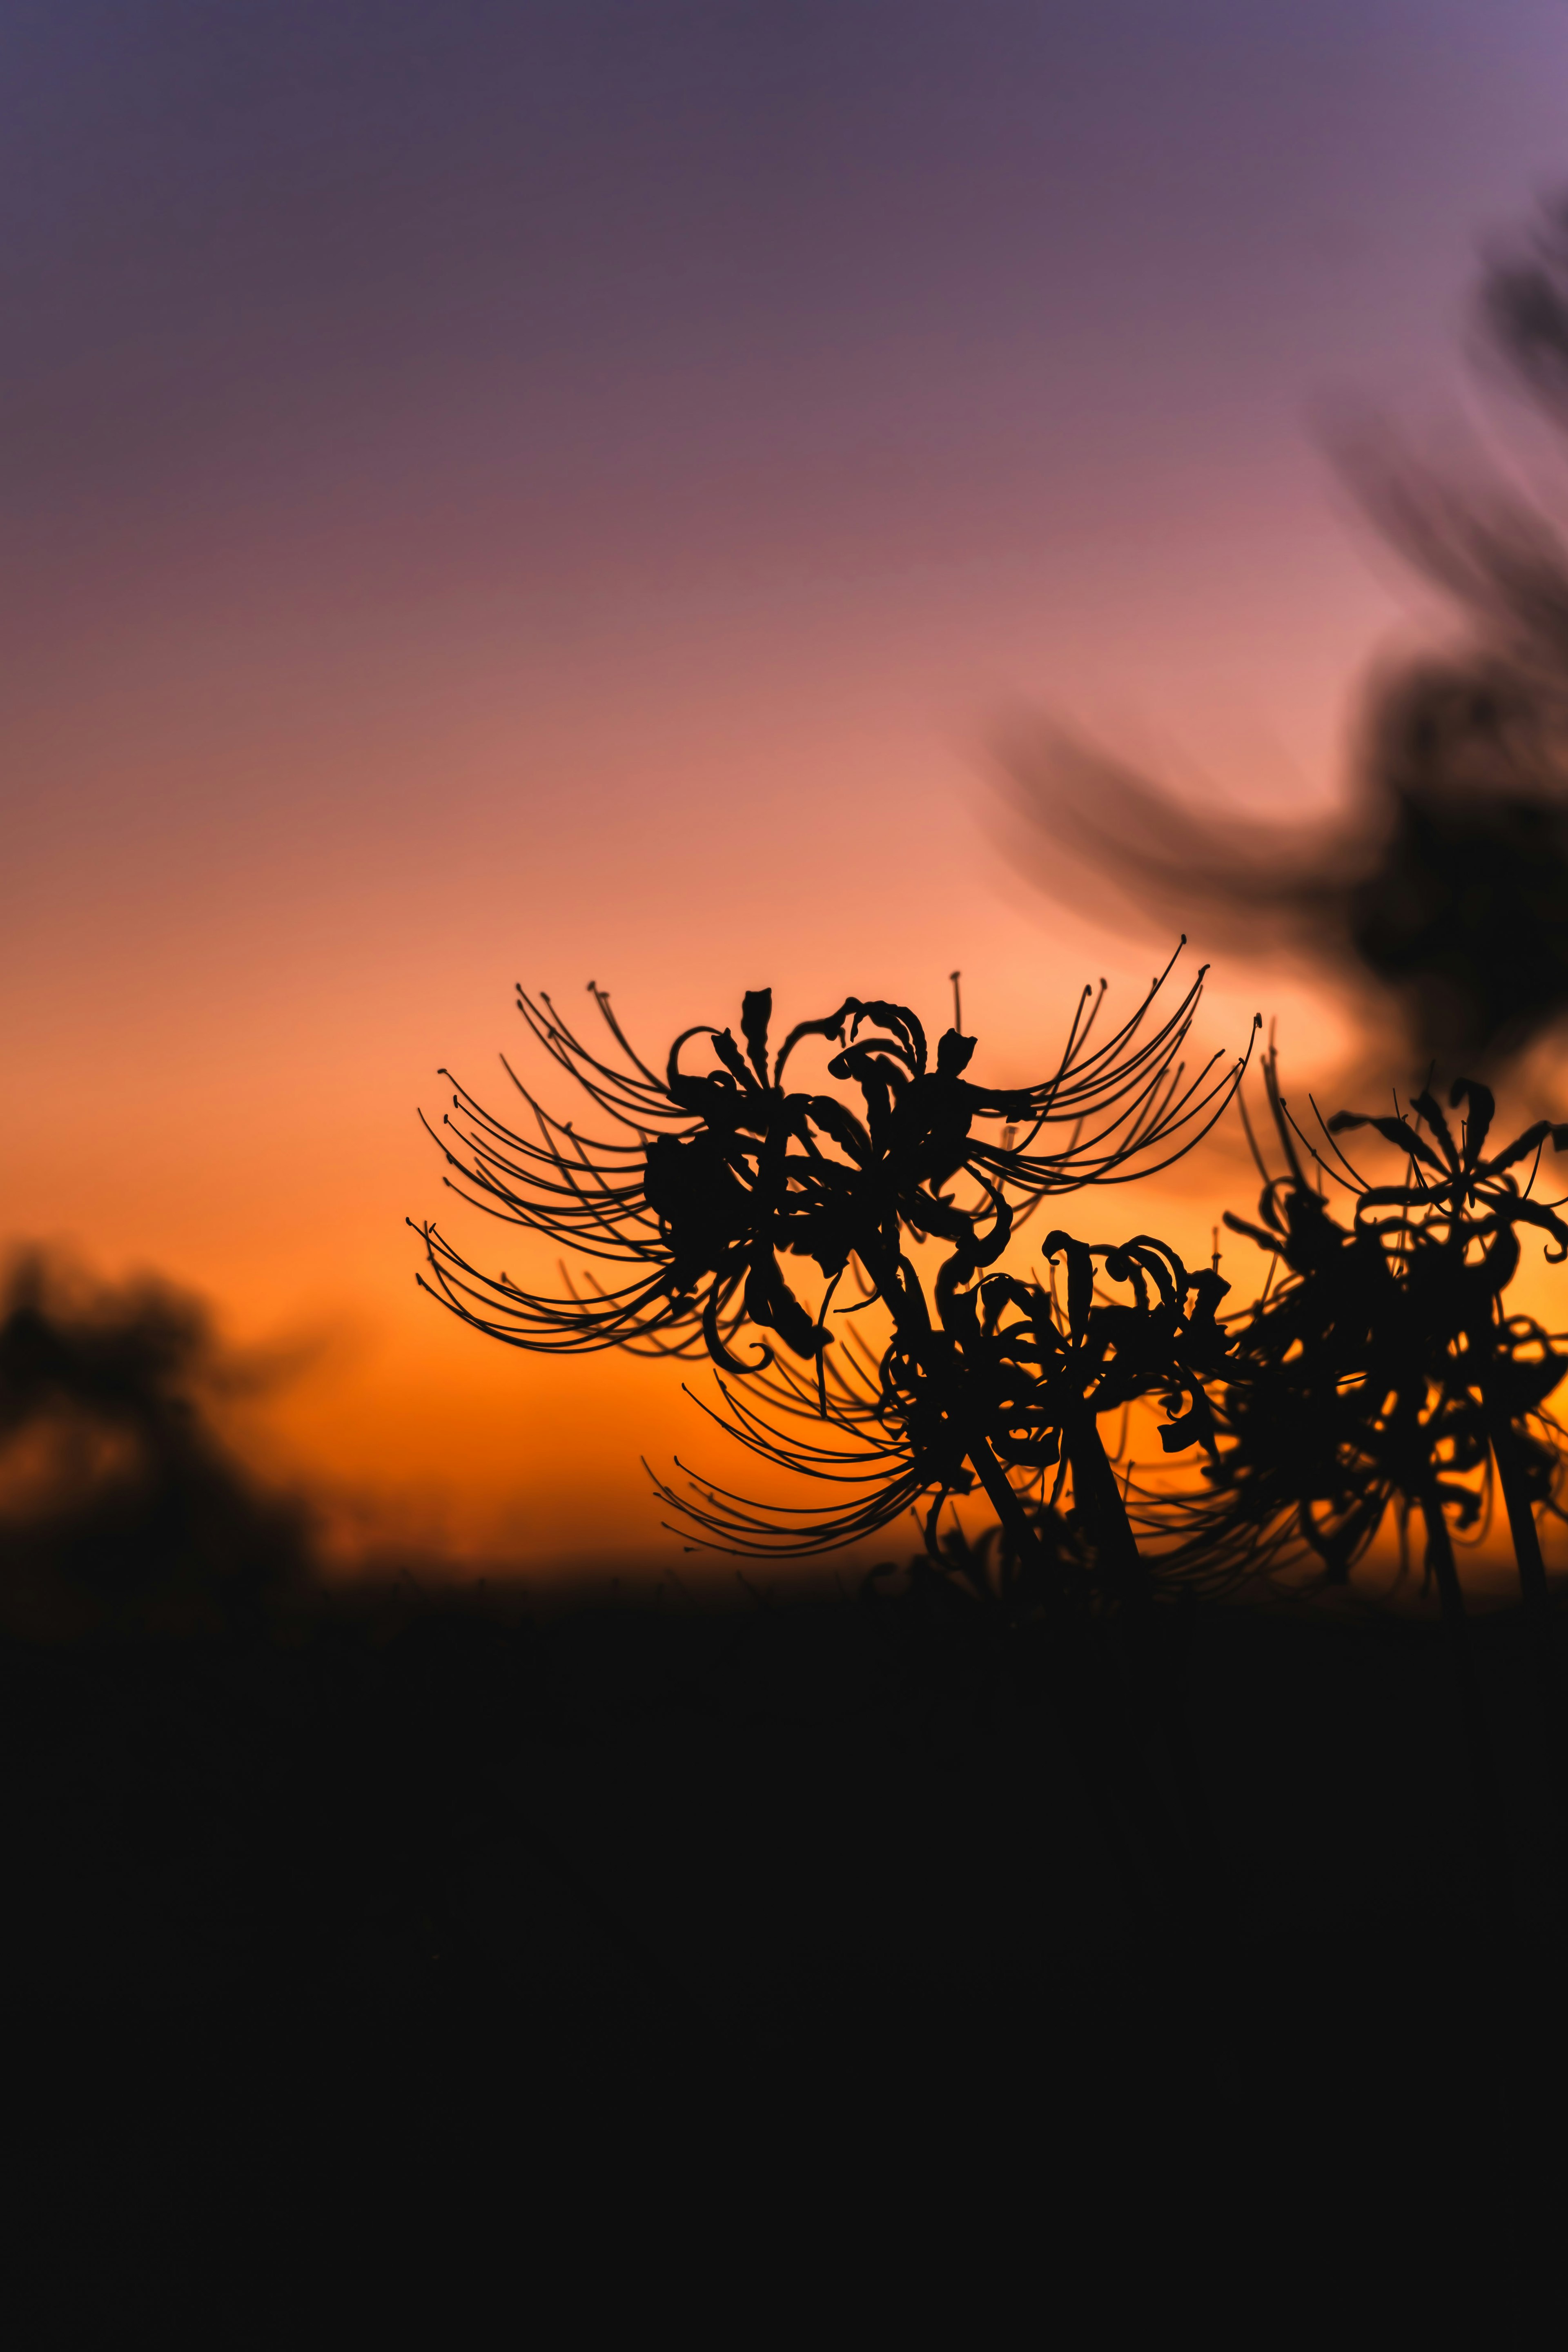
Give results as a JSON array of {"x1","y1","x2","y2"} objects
[
  {"x1": 653, "y1": 1225, "x2": 1234, "y2": 1608},
  {"x1": 415, "y1": 953, "x2": 1247, "y2": 1379},
  {"x1": 415, "y1": 954, "x2": 1253, "y2": 1602},
  {"x1": 1143, "y1": 1051, "x2": 1568, "y2": 1594}
]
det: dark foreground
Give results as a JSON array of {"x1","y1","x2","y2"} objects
[{"x1": 3, "y1": 1578, "x2": 1567, "y2": 2325}]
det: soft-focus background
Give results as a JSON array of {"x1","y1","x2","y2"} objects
[{"x1": 6, "y1": 0, "x2": 1568, "y2": 1576}]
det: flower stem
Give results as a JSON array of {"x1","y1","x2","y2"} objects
[
  {"x1": 1481, "y1": 1386, "x2": 1568, "y2": 1884},
  {"x1": 1419, "y1": 1480, "x2": 1515, "y2": 1933},
  {"x1": 1066, "y1": 1412, "x2": 1223, "y2": 1900}
]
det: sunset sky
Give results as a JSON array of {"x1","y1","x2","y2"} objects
[{"x1": 6, "y1": 1, "x2": 1568, "y2": 1575}]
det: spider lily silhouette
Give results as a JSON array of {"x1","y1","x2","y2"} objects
[
  {"x1": 414, "y1": 951, "x2": 1248, "y2": 1385},
  {"x1": 655, "y1": 1227, "x2": 1233, "y2": 1604},
  {"x1": 414, "y1": 963, "x2": 1252, "y2": 1921},
  {"x1": 652, "y1": 1228, "x2": 1238, "y2": 1908},
  {"x1": 1325, "y1": 1077, "x2": 1568, "y2": 1584},
  {"x1": 1322, "y1": 1076, "x2": 1568, "y2": 1806},
  {"x1": 1172, "y1": 1190, "x2": 1493, "y2": 1592},
  {"x1": 1150, "y1": 1051, "x2": 1568, "y2": 1601},
  {"x1": 932, "y1": 1235, "x2": 1230, "y2": 1593},
  {"x1": 1144, "y1": 1049, "x2": 1568, "y2": 1915}
]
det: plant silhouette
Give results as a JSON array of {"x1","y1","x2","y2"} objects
[
  {"x1": 0, "y1": 1250, "x2": 310, "y2": 1634},
  {"x1": 655, "y1": 1216, "x2": 1242, "y2": 1897},
  {"x1": 417, "y1": 960, "x2": 1256, "y2": 1907},
  {"x1": 1137, "y1": 1049, "x2": 1568, "y2": 1585},
  {"x1": 1324, "y1": 1078, "x2": 1568, "y2": 1610},
  {"x1": 415, "y1": 956, "x2": 1238, "y2": 1378},
  {"x1": 655, "y1": 1229, "x2": 1232, "y2": 1598},
  {"x1": 1001, "y1": 190, "x2": 1568, "y2": 1087},
  {"x1": 1137, "y1": 1043, "x2": 1568, "y2": 1916},
  {"x1": 416, "y1": 958, "x2": 1250, "y2": 1584}
]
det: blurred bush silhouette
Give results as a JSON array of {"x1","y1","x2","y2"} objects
[
  {"x1": 1001, "y1": 190, "x2": 1568, "y2": 1093},
  {"x1": 0, "y1": 1247, "x2": 312, "y2": 1635}
]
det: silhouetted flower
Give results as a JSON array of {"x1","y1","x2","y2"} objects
[
  {"x1": 415, "y1": 982, "x2": 856, "y2": 1372},
  {"x1": 1147, "y1": 1052, "x2": 1568, "y2": 1599},
  {"x1": 415, "y1": 965, "x2": 1251, "y2": 1920},
  {"x1": 1322, "y1": 1074, "x2": 1568, "y2": 1764},
  {"x1": 654, "y1": 1225, "x2": 1232, "y2": 1605},
  {"x1": 415, "y1": 956, "x2": 1251, "y2": 1380}
]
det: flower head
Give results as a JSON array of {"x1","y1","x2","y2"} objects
[{"x1": 414, "y1": 951, "x2": 1251, "y2": 1384}]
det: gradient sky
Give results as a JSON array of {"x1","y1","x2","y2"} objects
[{"x1": 6, "y1": 1, "x2": 1568, "y2": 1572}]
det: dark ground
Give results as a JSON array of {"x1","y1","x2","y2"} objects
[{"x1": 3, "y1": 1576, "x2": 1567, "y2": 2328}]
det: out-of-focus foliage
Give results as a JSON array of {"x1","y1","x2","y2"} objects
[
  {"x1": 0, "y1": 1250, "x2": 310, "y2": 1632},
  {"x1": 1002, "y1": 190, "x2": 1568, "y2": 1087}
]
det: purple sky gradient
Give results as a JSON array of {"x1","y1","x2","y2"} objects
[{"x1": 5, "y1": 2, "x2": 1568, "y2": 1566}]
